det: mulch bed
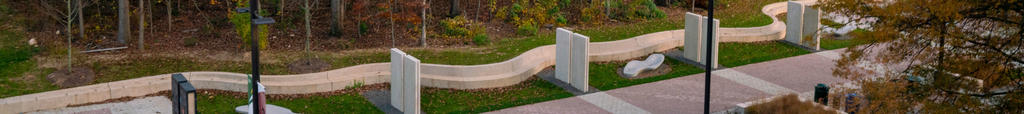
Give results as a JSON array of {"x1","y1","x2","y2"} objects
[{"x1": 46, "y1": 67, "x2": 96, "y2": 88}]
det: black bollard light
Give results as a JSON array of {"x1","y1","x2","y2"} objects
[{"x1": 814, "y1": 83, "x2": 830, "y2": 105}]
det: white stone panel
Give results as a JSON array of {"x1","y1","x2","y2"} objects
[
  {"x1": 402, "y1": 55, "x2": 421, "y2": 114},
  {"x1": 802, "y1": 7, "x2": 821, "y2": 50},
  {"x1": 700, "y1": 17, "x2": 721, "y2": 69},
  {"x1": 683, "y1": 12, "x2": 704, "y2": 62},
  {"x1": 785, "y1": 2, "x2": 805, "y2": 44},
  {"x1": 570, "y1": 33, "x2": 590, "y2": 92},
  {"x1": 555, "y1": 28, "x2": 573, "y2": 83},
  {"x1": 389, "y1": 48, "x2": 406, "y2": 111}
]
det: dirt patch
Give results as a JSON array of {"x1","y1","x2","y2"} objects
[
  {"x1": 46, "y1": 67, "x2": 96, "y2": 88},
  {"x1": 287, "y1": 58, "x2": 331, "y2": 74},
  {"x1": 616, "y1": 64, "x2": 673, "y2": 79}
]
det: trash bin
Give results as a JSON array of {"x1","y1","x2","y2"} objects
[{"x1": 814, "y1": 83, "x2": 829, "y2": 105}]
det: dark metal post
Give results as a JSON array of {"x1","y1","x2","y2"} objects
[
  {"x1": 249, "y1": 0, "x2": 262, "y2": 113},
  {"x1": 703, "y1": 0, "x2": 714, "y2": 114}
]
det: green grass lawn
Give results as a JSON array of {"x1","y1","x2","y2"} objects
[
  {"x1": 717, "y1": 41, "x2": 812, "y2": 67},
  {"x1": 198, "y1": 92, "x2": 382, "y2": 113},
  {"x1": 422, "y1": 78, "x2": 574, "y2": 113},
  {"x1": 716, "y1": 0, "x2": 788, "y2": 27},
  {"x1": 0, "y1": 29, "x2": 60, "y2": 98},
  {"x1": 408, "y1": 18, "x2": 685, "y2": 65},
  {"x1": 588, "y1": 59, "x2": 705, "y2": 90}
]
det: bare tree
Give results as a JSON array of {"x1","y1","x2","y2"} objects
[{"x1": 304, "y1": 0, "x2": 319, "y2": 55}]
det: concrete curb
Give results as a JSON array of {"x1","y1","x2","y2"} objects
[{"x1": 1, "y1": 1, "x2": 804, "y2": 113}]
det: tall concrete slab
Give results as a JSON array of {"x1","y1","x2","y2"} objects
[
  {"x1": 704, "y1": 17, "x2": 720, "y2": 69},
  {"x1": 402, "y1": 55, "x2": 421, "y2": 114},
  {"x1": 570, "y1": 33, "x2": 590, "y2": 92},
  {"x1": 801, "y1": 6, "x2": 821, "y2": 50},
  {"x1": 683, "y1": 12, "x2": 704, "y2": 62},
  {"x1": 389, "y1": 48, "x2": 406, "y2": 111},
  {"x1": 699, "y1": 17, "x2": 721, "y2": 69},
  {"x1": 555, "y1": 28, "x2": 573, "y2": 83},
  {"x1": 785, "y1": 2, "x2": 805, "y2": 44}
]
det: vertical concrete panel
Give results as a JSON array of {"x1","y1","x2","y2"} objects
[
  {"x1": 710, "y1": 19, "x2": 721, "y2": 69},
  {"x1": 389, "y1": 48, "x2": 405, "y2": 111},
  {"x1": 802, "y1": 7, "x2": 822, "y2": 50},
  {"x1": 403, "y1": 55, "x2": 422, "y2": 114},
  {"x1": 683, "y1": 12, "x2": 704, "y2": 62},
  {"x1": 571, "y1": 34, "x2": 590, "y2": 92},
  {"x1": 555, "y1": 28, "x2": 573, "y2": 83},
  {"x1": 785, "y1": 2, "x2": 805, "y2": 44}
]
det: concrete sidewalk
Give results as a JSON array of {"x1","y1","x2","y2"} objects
[{"x1": 489, "y1": 49, "x2": 851, "y2": 114}]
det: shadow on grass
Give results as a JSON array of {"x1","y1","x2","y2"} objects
[{"x1": 422, "y1": 77, "x2": 574, "y2": 113}]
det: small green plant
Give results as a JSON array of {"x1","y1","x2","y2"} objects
[
  {"x1": 473, "y1": 34, "x2": 490, "y2": 45},
  {"x1": 555, "y1": 14, "x2": 568, "y2": 26},
  {"x1": 347, "y1": 80, "x2": 364, "y2": 89},
  {"x1": 358, "y1": 21, "x2": 369, "y2": 35},
  {"x1": 517, "y1": 23, "x2": 538, "y2": 36}
]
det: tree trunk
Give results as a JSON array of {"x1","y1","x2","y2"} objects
[
  {"x1": 421, "y1": 0, "x2": 427, "y2": 47},
  {"x1": 449, "y1": 0, "x2": 459, "y2": 17},
  {"x1": 166, "y1": 0, "x2": 171, "y2": 31},
  {"x1": 330, "y1": 0, "x2": 341, "y2": 36},
  {"x1": 76, "y1": 0, "x2": 84, "y2": 39},
  {"x1": 67, "y1": 0, "x2": 74, "y2": 70},
  {"x1": 138, "y1": 0, "x2": 145, "y2": 50},
  {"x1": 279, "y1": 0, "x2": 286, "y2": 15},
  {"x1": 304, "y1": 0, "x2": 311, "y2": 54},
  {"x1": 118, "y1": 0, "x2": 130, "y2": 44}
]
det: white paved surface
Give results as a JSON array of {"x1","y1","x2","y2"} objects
[
  {"x1": 29, "y1": 96, "x2": 171, "y2": 114},
  {"x1": 579, "y1": 92, "x2": 651, "y2": 114}
]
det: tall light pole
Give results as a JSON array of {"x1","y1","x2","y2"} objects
[
  {"x1": 703, "y1": 0, "x2": 715, "y2": 113},
  {"x1": 237, "y1": 0, "x2": 274, "y2": 113}
]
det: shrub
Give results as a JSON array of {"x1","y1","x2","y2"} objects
[
  {"x1": 441, "y1": 16, "x2": 472, "y2": 36},
  {"x1": 358, "y1": 21, "x2": 369, "y2": 35},
  {"x1": 229, "y1": 0, "x2": 269, "y2": 49},
  {"x1": 517, "y1": 22, "x2": 538, "y2": 36},
  {"x1": 472, "y1": 34, "x2": 490, "y2": 45},
  {"x1": 609, "y1": 0, "x2": 667, "y2": 21},
  {"x1": 580, "y1": 0, "x2": 608, "y2": 25}
]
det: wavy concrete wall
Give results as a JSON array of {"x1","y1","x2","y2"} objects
[{"x1": 0, "y1": 1, "x2": 813, "y2": 113}]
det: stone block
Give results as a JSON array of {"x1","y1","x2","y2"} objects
[
  {"x1": 555, "y1": 28, "x2": 573, "y2": 83},
  {"x1": 785, "y1": 2, "x2": 805, "y2": 43},
  {"x1": 402, "y1": 54, "x2": 421, "y2": 114},
  {"x1": 623, "y1": 54, "x2": 666, "y2": 78},
  {"x1": 802, "y1": 6, "x2": 821, "y2": 50},
  {"x1": 683, "y1": 12, "x2": 704, "y2": 62},
  {"x1": 570, "y1": 33, "x2": 590, "y2": 92},
  {"x1": 389, "y1": 48, "x2": 406, "y2": 111},
  {"x1": 702, "y1": 17, "x2": 721, "y2": 69}
]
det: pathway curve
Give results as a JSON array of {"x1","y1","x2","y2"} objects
[
  {"x1": 0, "y1": 1, "x2": 819, "y2": 113},
  {"x1": 488, "y1": 48, "x2": 850, "y2": 114}
]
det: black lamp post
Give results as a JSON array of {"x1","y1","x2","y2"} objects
[
  {"x1": 236, "y1": 0, "x2": 274, "y2": 113},
  {"x1": 703, "y1": 0, "x2": 714, "y2": 114}
]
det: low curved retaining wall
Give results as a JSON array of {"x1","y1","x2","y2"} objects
[{"x1": 0, "y1": 1, "x2": 812, "y2": 113}]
